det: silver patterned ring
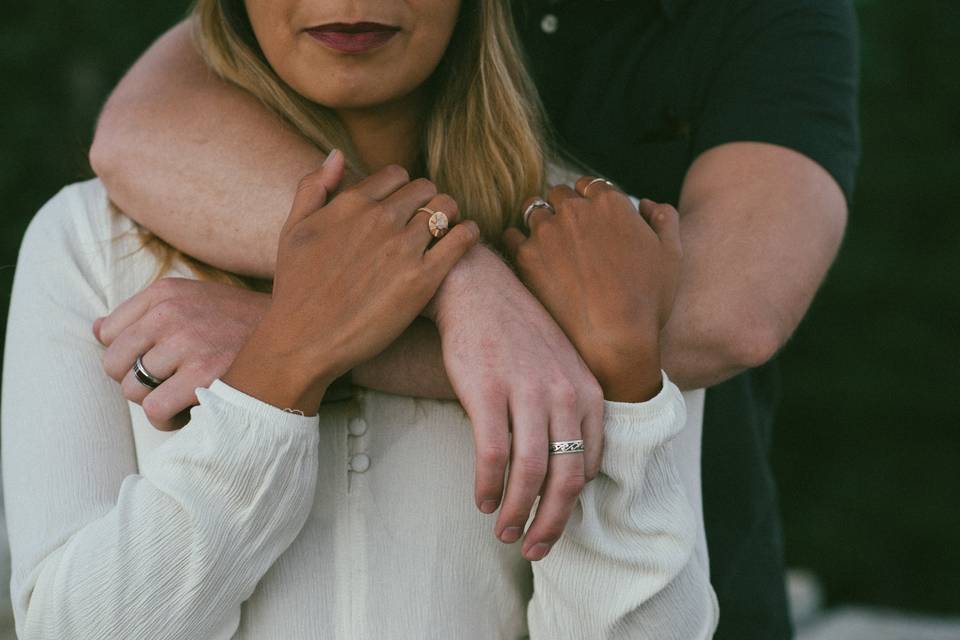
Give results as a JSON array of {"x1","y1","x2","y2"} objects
[
  {"x1": 549, "y1": 439, "x2": 585, "y2": 456},
  {"x1": 522, "y1": 198, "x2": 554, "y2": 229},
  {"x1": 133, "y1": 354, "x2": 166, "y2": 390}
]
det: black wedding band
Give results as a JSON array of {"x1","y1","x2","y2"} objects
[{"x1": 133, "y1": 355, "x2": 165, "y2": 390}]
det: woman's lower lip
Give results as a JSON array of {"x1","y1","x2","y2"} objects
[{"x1": 306, "y1": 30, "x2": 397, "y2": 54}]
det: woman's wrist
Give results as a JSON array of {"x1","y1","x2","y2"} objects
[
  {"x1": 588, "y1": 342, "x2": 664, "y2": 403},
  {"x1": 222, "y1": 317, "x2": 341, "y2": 415}
]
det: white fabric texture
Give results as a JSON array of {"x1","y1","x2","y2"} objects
[{"x1": 2, "y1": 179, "x2": 718, "y2": 639}]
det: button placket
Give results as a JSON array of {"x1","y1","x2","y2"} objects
[
  {"x1": 347, "y1": 414, "x2": 370, "y2": 473},
  {"x1": 348, "y1": 453, "x2": 370, "y2": 473},
  {"x1": 348, "y1": 417, "x2": 368, "y2": 437}
]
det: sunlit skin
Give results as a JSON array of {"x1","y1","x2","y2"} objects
[{"x1": 245, "y1": 0, "x2": 461, "y2": 172}]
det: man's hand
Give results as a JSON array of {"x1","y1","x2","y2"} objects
[
  {"x1": 95, "y1": 278, "x2": 269, "y2": 430},
  {"x1": 426, "y1": 245, "x2": 605, "y2": 562}
]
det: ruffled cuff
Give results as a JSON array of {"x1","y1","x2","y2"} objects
[{"x1": 200, "y1": 378, "x2": 319, "y2": 434}]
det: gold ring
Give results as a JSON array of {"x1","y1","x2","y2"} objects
[
  {"x1": 418, "y1": 207, "x2": 450, "y2": 238},
  {"x1": 581, "y1": 177, "x2": 616, "y2": 197}
]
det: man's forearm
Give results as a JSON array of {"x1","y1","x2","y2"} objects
[
  {"x1": 659, "y1": 142, "x2": 847, "y2": 390},
  {"x1": 90, "y1": 20, "x2": 323, "y2": 279},
  {"x1": 351, "y1": 318, "x2": 455, "y2": 399}
]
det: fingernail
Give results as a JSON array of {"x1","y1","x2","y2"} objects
[
  {"x1": 480, "y1": 500, "x2": 498, "y2": 514},
  {"x1": 527, "y1": 542, "x2": 551, "y2": 560},
  {"x1": 500, "y1": 527, "x2": 522, "y2": 543},
  {"x1": 322, "y1": 149, "x2": 339, "y2": 167}
]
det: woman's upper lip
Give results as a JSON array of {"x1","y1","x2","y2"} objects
[{"x1": 306, "y1": 22, "x2": 400, "y2": 34}]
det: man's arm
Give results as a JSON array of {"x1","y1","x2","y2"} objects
[
  {"x1": 90, "y1": 20, "x2": 322, "y2": 279},
  {"x1": 90, "y1": 23, "x2": 844, "y2": 392},
  {"x1": 662, "y1": 141, "x2": 847, "y2": 389}
]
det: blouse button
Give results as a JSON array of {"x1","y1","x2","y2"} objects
[
  {"x1": 349, "y1": 453, "x2": 371, "y2": 473},
  {"x1": 540, "y1": 14, "x2": 559, "y2": 34},
  {"x1": 348, "y1": 417, "x2": 368, "y2": 437}
]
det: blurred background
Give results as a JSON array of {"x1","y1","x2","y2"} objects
[{"x1": 1, "y1": 0, "x2": 957, "y2": 637}]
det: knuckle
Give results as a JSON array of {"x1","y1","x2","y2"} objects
[
  {"x1": 149, "y1": 299, "x2": 182, "y2": 326},
  {"x1": 514, "y1": 242, "x2": 535, "y2": 268},
  {"x1": 119, "y1": 376, "x2": 140, "y2": 402},
  {"x1": 515, "y1": 454, "x2": 548, "y2": 480},
  {"x1": 553, "y1": 382, "x2": 579, "y2": 411},
  {"x1": 435, "y1": 193, "x2": 459, "y2": 216},
  {"x1": 596, "y1": 188, "x2": 621, "y2": 204},
  {"x1": 383, "y1": 164, "x2": 410, "y2": 183},
  {"x1": 101, "y1": 351, "x2": 126, "y2": 381},
  {"x1": 585, "y1": 383, "x2": 605, "y2": 411},
  {"x1": 547, "y1": 185, "x2": 567, "y2": 203},
  {"x1": 476, "y1": 382, "x2": 505, "y2": 406},
  {"x1": 141, "y1": 395, "x2": 170, "y2": 424},
  {"x1": 654, "y1": 203, "x2": 677, "y2": 220},
  {"x1": 296, "y1": 172, "x2": 318, "y2": 193},
  {"x1": 516, "y1": 382, "x2": 546, "y2": 406},
  {"x1": 584, "y1": 458, "x2": 601, "y2": 482},
  {"x1": 411, "y1": 177, "x2": 438, "y2": 197},
  {"x1": 478, "y1": 444, "x2": 510, "y2": 470},
  {"x1": 558, "y1": 471, "x2": 587, "y2": 498}
]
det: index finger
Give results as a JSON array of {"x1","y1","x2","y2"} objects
[
  {"x1": 97, "y1": 286, "x2": 161, "y2": 347},
  {"x1": 345, "y1": 164, "x2": 411, "y2": 201}
]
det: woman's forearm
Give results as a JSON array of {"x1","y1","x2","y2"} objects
[{"x1": 90, "y1": 20, "x2": 323, "y2": 279}]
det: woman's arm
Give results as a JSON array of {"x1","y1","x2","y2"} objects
[
  {"x1": 1, "y1": 188, "x2": 320, "y2": 639},
  {"x1": 3, "y1": 160, "x2": 478, "y2": 638},
  {"x1": 503, "y1": 185, "x2": 716, "y2": 636},
  {"x1": 526, "y1": 376, "x2": 717, "y2": 638}
]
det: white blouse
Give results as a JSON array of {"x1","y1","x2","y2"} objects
[{"x1": 1, "y1": 179, "x2": 718, "y2": 639}]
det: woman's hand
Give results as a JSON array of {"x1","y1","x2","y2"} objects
[
  {"x1": 222, "y1": 154, "x2": 479, "y2": 413},
  {"x1": 425, "y1": 246, "x2": 606, "y2": 561},
  {"x1": 503, "y1": 179, "x2": 682, "y2": 403}
]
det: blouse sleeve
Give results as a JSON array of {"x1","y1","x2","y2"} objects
[
  {"x1": 526, "y1": 373, "x2": 718, "y2": 639},
  {"x1": 1, "y1": 187, "x2": 319, "y2": 640}
]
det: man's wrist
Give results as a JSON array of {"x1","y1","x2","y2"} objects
[{"x1": 423, "y1": 243, "x2": 514, "y2": 327}]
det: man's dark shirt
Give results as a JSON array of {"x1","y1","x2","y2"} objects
[{"x1": 513, "y1": 1, "x2": 860, "y2": 638}]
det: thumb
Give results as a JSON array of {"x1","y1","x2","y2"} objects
[{"x1": 285, "y1": 149, "x2": 345, "y2": 229}]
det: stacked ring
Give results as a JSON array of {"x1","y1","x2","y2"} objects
[
  {"x1": 522, "y1": 198, "x2": 554, "y2": 229},
  {"x1": 580, "y1": 177, "x2": 616, "y2": 197}
]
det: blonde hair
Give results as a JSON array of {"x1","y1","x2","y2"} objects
[{"x1": 141, "y1": 0, "x2": 557, "y2": 279}]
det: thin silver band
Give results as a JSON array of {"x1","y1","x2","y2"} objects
[
  {"x1": 522, "y1": 198, "x2": 554, "y2": 229},
  {"x1": 582, "y1": 177, "x2": 616, "y2": 197},
  {"x1": 133, "y1": 355, "x2": 165, "y2": 390},
  {"x1": 549, "y1": 439, "x2": 585, "y2": 455}
]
